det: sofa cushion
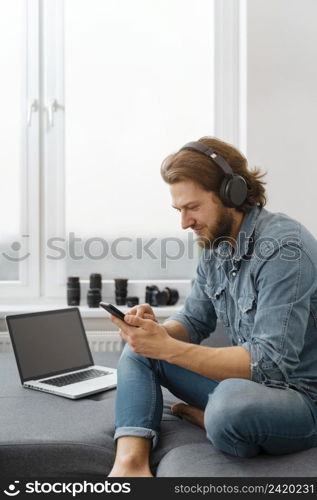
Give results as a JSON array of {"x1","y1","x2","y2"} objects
[
  {"x1": 0, "y1": 352, "x2": 209, "y2": 478},
  {"x1": 0, "y1": 352, "x2": 116, "y2": 478},
  {"x1": 2, "y1": 336, "x2": 317, "y2": 478},
  {"x1": 156, "y1": 443, "x2": 317, "y2": 477}
]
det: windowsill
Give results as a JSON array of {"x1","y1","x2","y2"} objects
[{"x1": 0, "y1": 302, "x2": 183, "y2": 319}]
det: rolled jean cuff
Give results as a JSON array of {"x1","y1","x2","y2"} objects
[{"x1": 114, "y1": 426, "x2": 159, "y2": 449}]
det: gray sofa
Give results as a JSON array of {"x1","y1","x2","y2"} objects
[{"x1": 1, "y1": 324, "x2": 317, "y2": 478}]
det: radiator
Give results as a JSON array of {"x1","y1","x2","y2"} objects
[
  {"x1": 87, "y1": 332, "x2": 122, "y2": 352},
  {"x1": 0, "y1": 332, "x2": 122, "y2": 353}
]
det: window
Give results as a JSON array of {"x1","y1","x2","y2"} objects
[
  {"x1": 0, "y1": 0, "x2": 244, "y2": 300},
  {"x1": 64, "y1": 0, "x2": 213, "y2": 282}
]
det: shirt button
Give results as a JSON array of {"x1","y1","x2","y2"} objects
[
  {"x1": 232, "y1": 271, "x2": 237, "y2": 277},
  {"x1": 238, "y1": 337, "x2": 242, "y2": 342}
]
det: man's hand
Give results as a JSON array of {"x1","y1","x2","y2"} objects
[
  {"x1": 110, "y1": 313, "x2": 174, "y2": 360},
  {"x1": 126, "y1": 303, "x2": 158, "y2": 323}
]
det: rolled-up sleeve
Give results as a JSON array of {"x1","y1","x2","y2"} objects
[
  {"x1": 167, "y1": 254, "x2": 217, "y2": 344},
  {"x1": 241, "y1": 244, "x2": 317, "y2": 386}
]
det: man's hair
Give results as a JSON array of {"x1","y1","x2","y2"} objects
[{"x1": 160, "y1": 136, "x2": 267, "y2": 213}]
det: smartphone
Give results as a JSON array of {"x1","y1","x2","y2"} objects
[{"x1": 99, "y1": 302, "x2": 126, "y2": 321}]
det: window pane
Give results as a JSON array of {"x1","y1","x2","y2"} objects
[
  {"x1": 0, "y1": 1, "x2": 23, "y2": 280},
  {"x1": 65, "y1": 0, "x2": 214, "y2": 279}
]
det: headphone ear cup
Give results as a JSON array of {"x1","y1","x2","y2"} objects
[
  {"x1": 229, "y1": 175, "x2": 248, "y2": 207},
  {"x1": 219, "y1": 175, "x2": 247, "y2": 208},
  {"x1": 219, "y1": 177, "x2": 232, "y2": 207}
]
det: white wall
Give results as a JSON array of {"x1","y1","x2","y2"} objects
[{"x1": 246, "y1": 0, "x2": 317, "y2": 236}]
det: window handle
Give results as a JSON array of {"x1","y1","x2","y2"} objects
[
  {"x1": 27, "y1": 99, "x2": 39, "y2": 126},
  {"x1": 47, "y1": 98, "x2": 58, "y2": 127}
]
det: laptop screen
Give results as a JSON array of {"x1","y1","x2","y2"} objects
[{"x1": 6, "y1": 308, "x2": 93, "y2": 382}]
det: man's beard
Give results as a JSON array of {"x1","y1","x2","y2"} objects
[{"x1": 195, "y1": 206, "x2": 235, "y2": 250}]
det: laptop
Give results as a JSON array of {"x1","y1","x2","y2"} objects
[{"x1": 6, "y1": 307, "x2": 117, "y2": 399}]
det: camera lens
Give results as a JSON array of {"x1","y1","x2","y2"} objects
[
  {"x1": 67, "y1": 277, "x2": 80, "y2": 306},
  {"x1": 114, "y1": 278, "x2": 128, "y2": 305},
  {"x1": 115, "y1": 279, "x2": 128, "y2": 287},
  {"x1": 165, "y1": 287, "x2": 179, "y2": 306},
  {"x1": 90, "y1": 273, "x2": 102, "y2": 290},
  {"x1": 87, "y1": 273, "x2": 102, "y2": 307},
  {"x1": 127, "y1": 296, "x2": 139, "y2": 307},
  {"x1": 87, "y1": 288, "x2": 102, "y2": 308},
  {"x1": 115, "y1": 296, "x2": 127, "y2": 306},
  {"x1": 145, "y1": 285, "x2": 158, "y2": 305}
]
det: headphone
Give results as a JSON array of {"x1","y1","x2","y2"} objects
[{"x1": 179, "y1": 141, "x2": 248, "y2": 208}]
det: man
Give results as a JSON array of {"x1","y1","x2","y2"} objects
[{"x1": 108, "y1": 137, "x2": 317, "y2": 477}]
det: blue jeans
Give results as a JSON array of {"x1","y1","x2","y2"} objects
[{"x1": 114, "y1": 344, "x2": 317, "y2": 457}]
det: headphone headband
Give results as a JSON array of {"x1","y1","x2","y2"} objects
[{"x1": 179, "y1": 141, "x2": 233, "y2": 176}]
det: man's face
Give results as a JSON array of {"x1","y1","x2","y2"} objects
[{"x1": 170, "y1": 180, "x2": 236, "y2": 249}]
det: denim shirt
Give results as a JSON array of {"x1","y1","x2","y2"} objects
[{"x1": 169, "y1": 205, "x2": 317, "y2": 403}]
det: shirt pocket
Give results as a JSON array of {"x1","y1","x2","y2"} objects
[
  {"x1": 205, "y1": 284, "x2": 230, "y2": 327},
  {"x1": 237, "y1": 294, "x2": 257, "y2": 338}
]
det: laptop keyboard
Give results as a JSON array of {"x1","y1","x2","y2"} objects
[{"x1": 41, "y1": 369, "x2": 111, "y2": 387}]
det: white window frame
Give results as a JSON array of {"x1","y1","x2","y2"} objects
[
  {"x1": 1, "y1": 0, "x2": 247, "y2": 301},
  {"x1": 41, "y1": 0, "x2": 66, "y2": 298},
  {"x1": 0, "y1": 0, "x2": 40, "y2": 299},
  {"x1": 214, "y1": 0, "x2": 247, "y2": 153}
]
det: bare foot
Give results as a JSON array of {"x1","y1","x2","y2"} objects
[
  {"x1": 108, "y1": 466, "x2": 153, "y2": 477},
  {"x1": 108, "y1": 436, "x2": 153, "y2": 477},
  {"x1": 171, "y1": 403, "x2": 205, "y2": 429},
  {"x1": 108, "y1": 454, "x2": 153, "y2": 477}
]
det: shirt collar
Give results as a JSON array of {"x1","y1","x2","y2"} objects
[{"x1": 214, "y1": 205, "x2": 261, "y2": 268}]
